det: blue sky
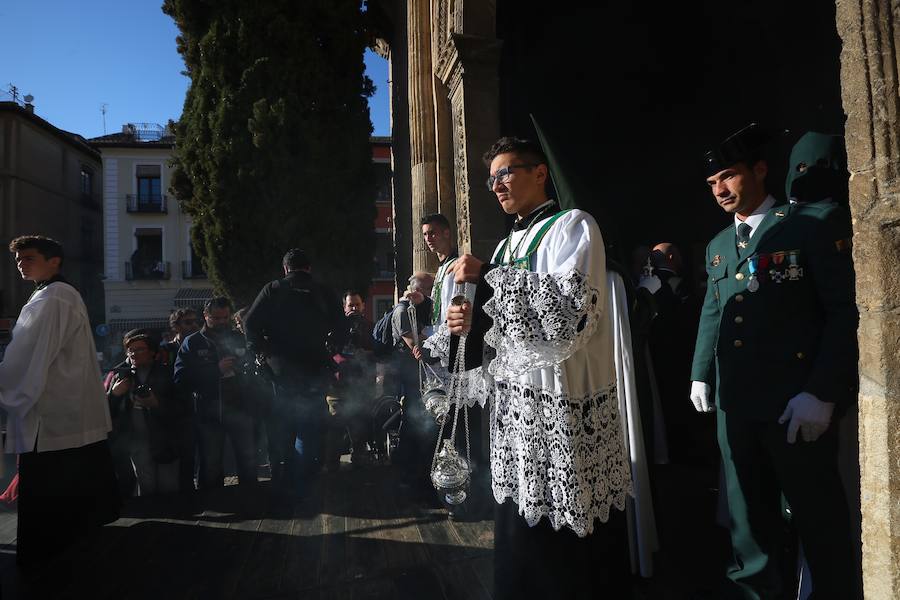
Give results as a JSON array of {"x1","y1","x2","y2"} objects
[{"x1": 0, "y1": 1, "x2": 390, "y2": 139}]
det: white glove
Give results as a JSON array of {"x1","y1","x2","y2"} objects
[
  {"x1": 690, "y1": 381, "x2": 713, "y2": 413},
  {"x1": 778, "y1": 392, "x2": 834, "y2": 443},
  {"x1": 637, "y1": 274, "x2": 662, "y2": 295}
]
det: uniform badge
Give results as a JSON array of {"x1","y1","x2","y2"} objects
[
  {"x1": 775, "y1": 211, "x2": 785, "y2": 217},
  {"x1": 711, "y1": 255, "x2": 721, "y2": 266},
  {"x1": 737, "y1": 241, "x2": 749, "y2": 249}
]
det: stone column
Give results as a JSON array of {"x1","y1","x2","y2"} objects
[
  {"x1": 408, "y1": 0, "x2": 439, "y2": 275},
  {"x1": 436, "y1": 35, "x2": 504, "y2": 260},
  {"x1": 836, "y1": 1, "x2": 900, "y2": 598}
]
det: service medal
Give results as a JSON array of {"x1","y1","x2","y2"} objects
[
  {"x1": 787, "y1": 251, "x2": 802, "y2": 280},
  {"x1": 747, "y1": 256, "x2": 760, "y2": 292}
]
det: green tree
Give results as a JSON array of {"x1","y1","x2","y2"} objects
[{"x1": 163, "y1": 0, "x2": 376, "y2": 305}]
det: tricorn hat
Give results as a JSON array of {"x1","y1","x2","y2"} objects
[{"x1": 704, "y1": 123, "x2": 773, "y2": 176}]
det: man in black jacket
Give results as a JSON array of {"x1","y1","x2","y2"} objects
[
  {"x1": 243, "y1": 248, "x2": 344, "y2": 491},
  {"x1": 175, "y1": 297, "x2": 257, "y2": 492}
]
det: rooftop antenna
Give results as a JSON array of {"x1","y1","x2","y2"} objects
[
  {"x1": 100, "y1": 103, "x2": 108, "y2": 134},
  {"x1": 7, "y1": 84, "x2": 18, "y2": 104}
]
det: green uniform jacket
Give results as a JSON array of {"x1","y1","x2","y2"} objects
[{"x1": 690, "y1": 201, "x2": 858, "y2": 420}]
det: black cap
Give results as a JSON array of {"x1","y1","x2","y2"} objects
[{"x1": 704, "y1": 123, "x2": 772, "y2": 176}]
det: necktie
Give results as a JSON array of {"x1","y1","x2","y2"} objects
[{"x1": 737, "y1": 222, "x2": 753, "y2": 250}]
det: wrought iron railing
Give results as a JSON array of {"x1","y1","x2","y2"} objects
[
  {"x1": 126, "y1": 194, "x2": 168, "y2": 213},
  {"x1": 125, "y1": 261, "x2": 171, "y2": 280}
]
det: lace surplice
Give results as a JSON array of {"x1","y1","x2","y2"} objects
[{"x1": 424, "y1": 209, "x2": 633, "y2": 537}]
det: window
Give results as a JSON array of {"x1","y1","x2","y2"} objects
[
  {"x1": 374, "y1": 232, "x2": 395, "y2": 279},
  {"x1": 136, "y1": 165, "x2": 162, "y2": 204},
  {"x1": 80, "y1": 168, "x2": 93, "y2": 197},
  {"x1": 187, "y1": 242, "x2": 206, "y2": 278},
  {"x1": 129, "y1": 228, "x2": 166, "y2": 280},
  {"x1": 374, "y1": 163, "x2": 392, "y2": 203}
]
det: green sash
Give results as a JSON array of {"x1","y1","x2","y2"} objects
[
  {"x1": 492, "y1": 210, "x2": 572, "y2": 269},
  {"x1": 431, "y1": 256, "x2": 458, "y2": 323}
]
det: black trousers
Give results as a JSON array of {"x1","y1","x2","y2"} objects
[
  {"x1": 493, "y1": 499, "x2": 632, "y2": 600},
  {"x1": 17, "y1": 439, "x2": 120, "y2": 568}
]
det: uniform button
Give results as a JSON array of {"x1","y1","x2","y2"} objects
[
  {"x1": 735, "y1": 273, "x2": 745, "y2": 281},
  {"x1": 735, "y1": 294, "x2": 744, "y2": 303},
  {"x1": 796, "y1": 352, "x2": 805, "y2": 359},
  {"x1": 734, "y1": 316, "x2": 744, "y2": 324},
  {"x1": 734, "y1": 340, "x2": 743, "y2": 348}
]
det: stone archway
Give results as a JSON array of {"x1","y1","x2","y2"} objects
[
  {"x1": 837, "y1": 1, "x2": 900, "y2": 597},
  {"x1": 374, "y1": 0, "x2": 900, "y2": 595}
]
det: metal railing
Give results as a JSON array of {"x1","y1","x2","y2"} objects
[
  {"x1": 126, "y1": 194, "x2": 168, "y2": 213},
  {"x1": 181, "y1": 260, "x2": 207, "y2": 279},
  {"x1": 125, "y1": 261, "x2": 171, "y2": 281}
]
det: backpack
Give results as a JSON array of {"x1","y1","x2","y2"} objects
[{"x1": 371, "y1": 303, "x2": 401, "y2": 358}]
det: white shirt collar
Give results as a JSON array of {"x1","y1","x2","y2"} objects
[
  {"x1": 734, "y1": 195, "x2": 776, "y2": 238},
  {"x1": 517, "y1": 199, "x2": 555, "y2": 221}
]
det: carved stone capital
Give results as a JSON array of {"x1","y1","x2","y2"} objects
[{"x1": 436, "y1": 34, "x2": 504, "y2": 97}]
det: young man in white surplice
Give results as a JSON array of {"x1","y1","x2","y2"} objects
[{"x1": 425, "y1": 137, "x2": 634, "y2": 599}]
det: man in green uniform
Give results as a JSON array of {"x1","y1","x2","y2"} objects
[{"x1": 689, "y1": 124, "x2": 859, "y2": 599}]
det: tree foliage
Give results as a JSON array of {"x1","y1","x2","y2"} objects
[{"x1": 163, "y1": 0, "x2": 376, "y2": 305}]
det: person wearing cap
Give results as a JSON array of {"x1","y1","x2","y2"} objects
[{"x1": 690, "y1": 124, "x2": 859, "y2": 599}]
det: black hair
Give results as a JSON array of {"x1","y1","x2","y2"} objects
[
  {"x1": 123, "y1": 328, "x2": 160, "y2": 352},
  {"x1": 342, "y1": 289, "x2": 365, "y2": 303},
  {"x1": 9, "y1": 235, "x2": 65, "y2": 266},
  {"x1": 482, "y1": 137, "x2": 548, "y2": 168},
  {"x1": 282, "y1": 248, "x2": 311, "y2": 271},
  {"x1": 203, "y1": 296, "x2": 233, "y2": 314},
  {"x1": 420, "y1": 213, "x2": 451, "y2": 229},
  {"x1": 168, "y1": 307, "x2": 198, "y2": 329}
]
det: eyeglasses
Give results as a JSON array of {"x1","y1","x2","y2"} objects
[{"x1": 486, "y1": 164, "x2": 536, "y2": 190}]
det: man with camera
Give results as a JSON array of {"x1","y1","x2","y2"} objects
[
  {"x1": 174, "y1": 297, "x2": 258, "y2": 492},
  {"x1": 330, "y1": 290, "x2": 377, "y2": 467},
  {"x1": 106, "y1": 329, "x2": 182, "y2": 496}
]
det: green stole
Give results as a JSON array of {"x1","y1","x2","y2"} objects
[
  {"x1": 431, "y1": 255, "x2": 458, "y2": 323},
  {"x1": 492, "y1": 210, "x2": 572, "y2": 269}
]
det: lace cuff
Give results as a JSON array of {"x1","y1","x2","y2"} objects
[
  {"x1": 423, "y1": 322, "x2": 452, "y2": 367},
  {"x1": 447, "y1": 366, "x2": 491, "y2": 408},
  {"x1": 483, "y1": 266, "x2": 603, "y2": 378}
]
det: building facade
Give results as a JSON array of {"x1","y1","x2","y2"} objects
[
  {"x1": 90, "y1": 124, "x2": 212, "y2": 362},
  {"x1": 367, "y1": 137, "x2": 396, "y2": 320},
  {"x1": 0, "y1": 101, "x2": 104, "y2": 351}
]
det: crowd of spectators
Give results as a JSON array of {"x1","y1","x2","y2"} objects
[{"x1": 101, "y1": 250, "x2": 445, "y2": 510}]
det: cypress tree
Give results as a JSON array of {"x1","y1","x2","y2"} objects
[{"x1": 163, "y1": 0, "x2": 376, "y2": 305}]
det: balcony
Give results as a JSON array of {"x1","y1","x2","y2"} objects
[
  {"x1": 182, "y1": 260, "x2": 207, "y2": 279},
  {"x1": 126, "y1": 194, "x2": 168, "y2": 214},
  {"x1": 125, "y1": 261, "x2": 171, "y2": 281}
]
